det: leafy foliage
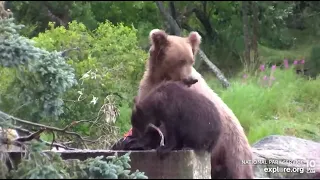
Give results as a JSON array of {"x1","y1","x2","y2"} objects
[
  {"x1": 307, "y1": 44, "x2": 320, "y2": 77},
  {"x1": 0, "y1": 18, "x2": 34, "y2": 67},
  {"x1": 258, "y1": 1, "x2": 296, "y2": 49},
  {"x1": 3, "y1": 141, "x2": 148, "y2": 179},
  {"x1": 0, "y1": 18, "x2": 77, "y2": 120},
  {"x1": 0, "y1": 13, "x2": 147, "y2": 149},
  {"x1": 30, "y1": 20, "x2": 146, "y2": 147},
  {"x1": 33, "y1": 20, "x2": 147, "y2": 109},
  {"x1": 9, "y1": 1, "x2": 161, "y2": 38}
]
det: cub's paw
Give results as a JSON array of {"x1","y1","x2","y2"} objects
[
  {"x1": 127, "y1": 143, "x2": 146, "y2": 150},
  {"x1": 156, "y1": 146, "x2": 171, "y2": 160}
]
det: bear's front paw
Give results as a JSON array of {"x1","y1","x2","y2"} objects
[
  {"x1": 127, "y1": 143, "x2": 146, "y2": 150},
  {"x1": 182, "y1": 147, "x2": 193, "y2": 151},
  {"x1": 156, "y1": 146, "x2": 171, "y2": 160}
]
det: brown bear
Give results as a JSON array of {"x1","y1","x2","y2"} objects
[
  {"x1": 131, "y1": 80, "x2": 254, "y2": 179},
  {"x1": 122, "y1": 28, "x2": 202, "y2": 147},
  {"x1": 120, "y1": 29, "x2": 253, "y2": 177},
  {"x1": 135, "y1": 30, "x2": 249, "y2": 145},
  {"x1": 110, "y1": 127, "x2": 165, "y2": 151},
  {"x1": 111, "y1": 79, "x2": 198, "y2": 151},
  {"x1": 110, "y1": 97, "x2": 164, "y2": 151},
  {"x1": 136, "y1": 29, "x2": 201, "y2": 103}
]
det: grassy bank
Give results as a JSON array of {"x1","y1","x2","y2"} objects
[{"x1": 204, "y1": 62, "x2": 320, "y2": 144}]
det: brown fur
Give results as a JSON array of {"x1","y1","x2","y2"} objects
[
  {"x1": 112, "y1": 79, "x2": 198, "y2": 151},
  {"x1": 136, "y1": 29, "x2": 201, "y2": 103},
  {"x1": 188, "y1": 75, "x2": 254, "y2": 178},
  {"x1": 131, "y1": 81, "x2": 253, "y2": 179},
  {"x1": 132, "y1": 29, "x2": 253, "y2": 178}
]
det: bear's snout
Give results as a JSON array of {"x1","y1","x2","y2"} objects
[{"x1": 182, "y1": 78, "x2": 198, "y2": 87}]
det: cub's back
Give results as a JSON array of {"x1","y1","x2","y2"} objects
[
  {"x1": 151, "y1": 81, "x2": 217, "y2": 113},
  {"x1": 143, "y1": 81, "x2": 222, "y2": 149}
]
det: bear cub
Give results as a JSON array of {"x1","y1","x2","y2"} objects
[
  {"x1": 111, "y1": 79, "x2": 198, "y2": 151},
  {"x1": 136, "y1": 29, "x2": 201, "y2": 103},
  {"x1": 131, "y1": 80, "x2": 222, "y2": 159}
]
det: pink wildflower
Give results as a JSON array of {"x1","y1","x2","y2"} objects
[
  {"x1": 300, "y1": 59, "x2": 305, "y2": 64},
  {"x1": 283, "y1": 59, "x2": 289, "y2": 69},
  {"x1": 271, "y1": 65, "x2": 276, "y2": 71},
  {"x1": 271, "y1": 76, "x2": 276, "y2": 81},
  {"x1": 263, "y1": 75, "x2": 268, "y2": 81},
  {"x1": 259, "y1": 64, "x2": 265, "y2": 71},
  {"x1": 243, "y1": 74, "x2": 248, "y2": 79},
  {"x1": 293, "y1": 60, "x2": 298, "y2": 65}
]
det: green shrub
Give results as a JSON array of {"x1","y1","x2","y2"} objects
[
  {"x1": 0, "y1": 18, "x2": 77, "y2": 120},
  {"x1": 116, "y1": 103, "x2": 134, "y2": 136},
  {"x1": 307, "y1": 44, "x2": 320, "y2": 77},
  {"x1": 0, "y1": 18, "x2": 147, "y2": 148},
  {"x1": 31, "y1": 20, "x2": 147, "y2": 146},
  {"x1": 3, "y1": 141, "x2": 148, "y2": 179}
]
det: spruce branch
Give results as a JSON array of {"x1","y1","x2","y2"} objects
[{"x1": 0, "y1": 110, "x2": 99, "y2": 149}]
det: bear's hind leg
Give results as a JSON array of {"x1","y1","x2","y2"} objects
[{"x1": 156, "y1": 124, "x2": 178, "y2": 160}]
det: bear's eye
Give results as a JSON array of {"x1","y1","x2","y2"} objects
[{"x1": 179, "y1": 59, "x2": 186, "y2": 65}]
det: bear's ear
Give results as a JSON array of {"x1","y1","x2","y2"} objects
[
  {"x1": 133, "y1": 103, "x2": 143, "y2": 117},
  {"x1": 149, "y1": 29, "x2": 168, "y2": 47},
  {"x1": 131, "y1": 103, "x2": 141, "y2": 121},
  {"x1": 188, "y1": 31, "x2": 202, "y2": 54},
  {"x1": 133, "y1": 96, "x2": 138, "y2": 105}
]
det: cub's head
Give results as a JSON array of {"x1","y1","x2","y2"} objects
[
  {"x1": 131, "y1": 99, "x2": 156, "y2": 138},
  {"x1": 148, "y1": 29, "x2": 202, "y2": 83}
]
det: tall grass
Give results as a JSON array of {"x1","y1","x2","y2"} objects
[{"x1": 209, "y1": 60, "x2": 320, "y2": 144}]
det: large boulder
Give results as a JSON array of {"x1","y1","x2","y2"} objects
[{"x1": 252, "y1": 135, "x2": 320, "y2": 179}]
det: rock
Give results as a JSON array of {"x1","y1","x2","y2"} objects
[{"x1": 252, "y1": 135, "x2": 320, "y2": 179}]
